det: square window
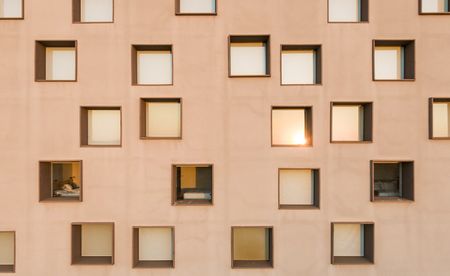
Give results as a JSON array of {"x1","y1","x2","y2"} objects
[
  {"x1": 132, "y1": 45, "x2": 173, "y2": 85},
  {"x1": 331, "y1": 222, "x2": 374, "y2": 264},
  {"x1": 271, "y1": 107, "x2": 312, "y2": 147},
  {"x1": 429, "y1": 98, "x2": 450, "y2": 139},
  {"x1": 140, "y1": 98, "x2": 181, "y2": 139},
  {"x1": 132, "y1": 227, "x2": 174, "y2": 268},
  {"x1": 172, "y1": 164, "x2": 213, "y2": 205},
  {"x1": 73, "y1": 0, "x2": 113, "y2": 23},
  {"x1": 420, "y1": 0, "x2": 449, "y2": 13},
  {"x1": 35, "y1": 41, "x2": 77, "y2": 82},
  {"x1": 39, "y1": 161, "x2": 82, "y2": 202},
  {"x1": 80, "y1": 107, "x2": 121, "y2": 147},
  {"x1": 281, "y1": 45, "x2": 321, "y2": 85},
  {"x1": 373, "y1": 40, "x2": 415, "y2": 81},
  {"x1": 331, "y1": 102, "x2": 372, "y2": 142},
  {"x1": 176, "y1": 0, "x2": 217, "y2": 15},
  {"x1": 371, "y1": 161, "x2": 414, "y2": 201},
  {"x1": 0, "y1": 232, "x2": 15, "y2": 273},
  {"x1": 279, "y1": 169, "x2": 319, "y2": 209},
  {"x1": 72, "y1": 223, "x2": 114, "y2": 265},
  {"x1": 231, "y1": 227, "x2": 273, "y2": 268},
  {"x1": 0, "y1": 0, "x2": 23, "y2": 19},
  {"x1": 229, "y1": 35, "x2": 270, "y2": 77},
  {"x1": 328, "y1": 0, "x2": 369, "y2": 22}
]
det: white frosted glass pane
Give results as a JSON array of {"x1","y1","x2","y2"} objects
[
  {"x1": 272, "y1": 109, "x2": 307, "y2": 145},
  {"x1": 46, "y1": 48, "x2": 76, "y2": 81},
  {"x1": 180, "y1": 0, "x2": 216, "y2": 13},
  {"x1": 334, "y1": 224, "x2": 363, "y2": 257},
  {"x1": 138, "y1": 51, "x2": 172, "y2": 85},
  {"x1": 81, "y1": 224, "x2": 113, "y2": 257},
  {"x1": 88, "y1": 110, "x2": 121, "y2": 145},
  {"x1": 81, "y1": 0, "x2": 113, "y2": 22},
  {"x1": 282, "y1": 50, "x2": 315, "y2": 85},
  {"x1": 0, "y1": 232, "x2": 14, "y2": 265},
  {"x1": 374, "y1": 46, "x2": 402, "y2": 80},
  {"x1": 0, "y1": 0, "x2": 22, "y2": 17},
  {"x1": 230, "y1": 42, "x2": 267, "y2": 76},
  {"x1": 433, "y1": 103, "x2": 450, "y2": 137},
  {"x1": 421, "y1": 0, "x2": 447, "y2": 12},
  {"x1": 139, "y1": 228, "x2": 173, "y2": 261},
  {"x1": 329, "y1": 0, "x2": 360, "y2": 22},
  {"x1": 146, "y1": 102, "x2": 181, "y2": 138},
  {"x1": 279, "y1": 169, "x2": 313, "y2": 205},
  {"x1": 233, "y1": 228, "x2": 269, "y2": 261},
  {"x1": 332, "y1": 105, "x2": 363, "y2": 141}
]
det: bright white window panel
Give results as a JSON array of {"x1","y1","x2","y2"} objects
[
  {"x1": 81, "y1": 0, "x2": 113, "y2": 22},
  {"x1": 282, "y1": 50, "x2": 315, "y2": 85},
  {"x1": 88, "y1": 109, "x2": 121, "y2": 145},
  {"x1": 0, "y1": 232, "x2": 14, "y2": 265},
  {"x1": 139, "y1": 228, "x2": 173, "y2": 261},
  {"x1": 272, "y1": 109, "x2": 306, "y2": 145},
  {"x1": 137, "y1": 51, "x2": 172, "y2": 85},
  {"x1": 180, "y1": 0, "x2": 216, "y2": 13},
  {"x1": 374, "y1": 46, "x2": 403, "y2": 80},
  {"x1": 0, "y1": 0, "x2": 22, "y2": 18},
  {"x1": 333, "y1": 224, "x2": 364, "y2": 257},
  {"x1": 45, "y1": 48, "x2": 76, "y2": 81},
  {"x1": 81, "y1": 224, "x2": 113, "y2": 257},
  {"x1": 146, "y1": 102, "x2": 181, "y2": 138},
  {"x1": 332, "y1": 105, "x2": 363, "y2": 141},
  {"x1": 230, "y1": 42, "x2": 267, "y2": 76},
  {"x1": 328, "y1": 0, "x2": 360, "y2": 22},
  {"x1": 433, "y1": 103, "x2": 450, "y2": 137},
  {"x1": 279, "y1": 169, "x2": 313, "y2": 205},
  {"x1": 421, "y1": 0, "x2": 448, "y2": 12}
]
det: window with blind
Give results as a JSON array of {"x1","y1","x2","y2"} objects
[
  {"x1": 73, "y1": 0, "x2": 113, "y2": 23},
  {"x1": 429, "y1": 98, "x2": 450, "y2": 139},
  {"x1": 229, "y1": 35, "x2": 270, "y2": 77},
  {"x1": 328, "y1": 0, "x2": 369, "y2": 22},
  {"x1": 272, "y1": 107, "x2": 312, "y2": 146},
  {"x1": 281, "y1": 45, "x2": 321, "y2": 85},
  {"x1": 232, "y1": 227, "x2": 273, "y2": 268},
  {"x1": 0, "y1": 232, "x2": 15, "y2": 273},
  {"x1": 331, "y1": 102, "x2": 372, "y2": 142},
  {"x1": 420, "y1": 0, "x2": 449, "y2": 13},
  {"x1": 373, "y1": 40, "x2": 415, "y2": 81},
  {"x1": 331, "y1": 222, "x2": 374, "y2": 264},
  {"x1": 133, "y1": 227, "x2": 174, "y2": 268},
  {"x1": 80, "y1": 107, "x2": 121, "y2": 146},
  {"x1": 35, "y1": 41, "x2": 77, "y2": 81},
  {"x1": 0, "y1": 0, "x2": 23, "y2": 19},
  {"x1": 132, "y1": 45, "x2": 173, "y2": 85},
  {"x1": 140, "y1": 98, "x2": 181, "y2": 139},
  {"x1": 279, "y1": 169, "x2": 319, "y2": 209},
  {"x1": 176, "y1": 0, "x2": 216, "y2": 15},
  {"x1": 72, "y1": 223, "x2": 114, "y2": 265}
]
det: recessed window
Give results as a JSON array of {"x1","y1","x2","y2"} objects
[
  {"x1": 231, "y1": 227, "x2": 273, "y2": 268},
  {"x1": 132, "y1": 227, "x2": 174, "y2": 268},
  {"x1": 0, "y1": 232, "x2": 15, "y2": 273},
  {"x1": 331, "y1": 222, "x2": 374, "y2": 264},
  {"x1": 420, "y1": 0, "x2": 449, "y2": 14},
  {"x1": 176, "y1": 0, "x2": 216, "y2": 15},
  {"x1": 271, "y1": 107, "x2": 313, "y2": 147},
  {"x1": 140, "y1": 98, "x2": 181, "y2": 139},
  {"x1": 373, "y1": 40, "x2": 415, "y2": 81},
  {"x1": 371, "y1": 161, "x2": 414, "y2": 201},
  {"x1": 279, "y1": 169, "x2": 319, "y2": 209},
  {"x1": 429, "y1": 98, "x2": 450, "y2": 139},
  {"x1": 39, "y1": 161, "x2": 82, "y2": 202},
  {"x1": 35, "y1": 41, "x2": 77, "y2": 82},
  {"x1": 331, "y1": 102, "x2": 372, "y2": 142},
  {"x1": 0, "y1": 0, "x2": 23, "y2": 19},
  {"x1": 80, "y1": 107, "x2": 121, "y2": 147},
  {"x1": 229, "y1": 35, "x2": 270, "y2": 77},
  {"x1": 328, "y1": 0, "x2": 369, "y2": 22},
  {"x1": 71, "y1": 223, "x2": 114, "y2": 265},
  {"x1": 281, "y1": 45, "x2": 321, "y2": 85},
  {"x1": 132, "y1": 45, "x2": 173, "y2": 85},
  {"x1": 172, "y1": 164, "x2": 212, "y2": 205},
  {"x1": 73, "y1": 0, "x2": 113, "y2": 23}
]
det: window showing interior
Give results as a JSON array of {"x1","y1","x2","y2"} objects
[
  {"x1": 328, "y1": 0, "x2": 369, "y2": 22},
  {"x1": 172, "y1": 164, "x2": 212, "y2": 205},
  {"x1": 35, "y1": 41, "x2": 77, "y2": 82},
  {"x1": 80, "y1": 107, "x2": 121, "y2": 147},
  {"x1": 331, "y1": 102, "x2": 372, "y2": 143},
  {"x1": 176, "y1": 0, "x2": 217, "y2": 15},
  {"x1": 133, "y1": 227, "x2": 174, "y2": 268},
  {"x1": 373, "y1": 40, "x2": 415, "y2": 81},
  {"x1": 281, "y1": 45, "x2": 321, "y2": 85},
  {"x1": 371, "y1": 161, "x2": 414, "y2": 201},
  {"x1": 132, "y1": 45, "x2": 173, "y2": 85},
  {"x1": 232, "y1": 227, "x2": 273, "y2": 268},
  {"x1": 0, "y1": 232, "x2": 15, "y2": 273},
  {"x1": 140, "y1": 98, "x2": 181, "y2": 139},
  {"x1": 279, "y1": 169, "x2": 320, "y2": 209},
  {"x1": 0, "y1": 0, "x2": 23, "y2": 19},
  {"x1": 420, "y1": 0, "x2": 449, "y2": 13},
  {"x1": 331, "y1": 223, "x2": 374, "y2": 264},
  {"x1": 73, "y1": 0, "x2": 113, "y2": 23},
  {"x1": 39, "y1": 161, "x2": 82, "y2": 202},
  {"x1": 72, "y1": 223, "x2": 114, "y2": 265},
  {"x1": 271, "y1": 107, "x2": 313, "y2": 147},
  {"x1": 229, "y1": 35, "x2": 270, "y2": 77},
  {"x1": 430, "y1": 98, "x2": 450, "y2": 139}
]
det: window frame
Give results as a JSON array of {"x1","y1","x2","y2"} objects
[
  {"x1": 278, "y1": 168, "x2": 320, "y2": 209},
  {"x1": 140, "y1": 98, "x2": 182, "y2": 140},
  {"x1": 419, "y1": 0, "x2": 450, "y2": 15},
  {"x1": 132, "y1": 226, "x2": 175, "y2": 268},
  {"x1": 271, "y1": 106, "x2": 313, "y2": 147},
  {"x1": 327, "y1": 0, "x2": 369, "y2": 23},
  {"x1": 0, "y1": 231, "x2": 15, "y2": 273},
  {"x1": 0, "y1": 0, "x2": 24, "y2": 20},
  {"x1": 80, "y1": 106, "x2": 122, "y2": 147},
  {"x1": 35, "y1": 40, "x2": 78, "y2": 82},
  {"x1": 330, "y1": 102, "x2": 373, "y2": 143},
  {"x1": 171, "y1": 164, "x2": 213, "y2": 206},
  {"x1": 175, "y1": 0, "x2": 217, "y2": 15},
  {"x1": 228, "y1": 35, "x2": 271, "y2": 78},
  {"x1": 280, "y1": 44, "x2": 322, "y2": 86},
  {"x1": 372, "y1": 40, "x2": 415, "y2": 82},
  {"x1": 131, "y1": 45, "x2": 174, "y2": 86},
  {"x1": 429, "y1": 97, "x2": 450, "y2": 140},
  {"x1": 331, "y1": 222, "x2": 374, "y2": 265},
  {"x1": 72, "y1": 0, "x2": 114, "y2": 23},
  {"x1": 231, "y1": 226, "x2": 274, "y2": 269}
]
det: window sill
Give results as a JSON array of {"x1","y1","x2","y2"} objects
[
  {"x1": 419, "y1": 12, "x2": 450, "y2": 15},
  {"x1": 373, "y1": 196, "x2": 413, "y2": 202},
  {"x1": 330, "y1": 140, "x2": 372, "y2": 144},
  {"x1": 229, "y1": 74, "x2": 271, "y2": 78},
  {"x1": 140, "y1": 136, "x2": 182, "y2": 140},
  {"x1": 72, "y1": 256, "x2": 113, "y2": 265},
  {"x1": 133, "y1": 260, "x2": 174, "y2": 268},
  {"x1": 281, "y1": 83, "x2": 322, "y2": 86},
  {"x1": 332, "y1": 256, "x2": 373, "y2": 265},
  {"x1": 173, "y1": 199, "x2": 212, "y2": 206},
  {"x1": 0, "y1": 265, "x2": 15, "y2": 272},
  {"x1": 373, "y1": 79, "x2": 415, "y2": 82},
  {"x1": 73, "y1": 21, "x2": 114, "y2": 24},
  {"x1": 232, "y1": 260, "x2": 273, "y2": 269},
  {"x1": 40, "y1": 197, "x2": 81, "y2": 202},
  {"x1": 35, "y1": 79, "x2": 77, "y2": 82},
  {"x1": 327, "y1": 21, "x2": 369, "y2": 24},
  {"x1": 279, "y1": 204, "x2": 319, "y2": 210},
  {"x1": 175, "y1": 12, "x2": 217, "y2": 16}
]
